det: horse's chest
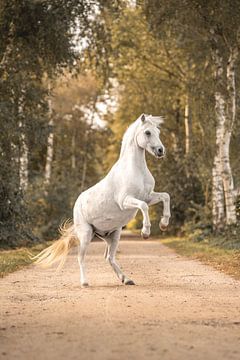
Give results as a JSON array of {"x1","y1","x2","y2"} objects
[{"x1": 131, "y1": 171, "x2": 155, "y2": 200}]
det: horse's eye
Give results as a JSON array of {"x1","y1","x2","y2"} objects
[{"x1": 145, "y1": 130, "x2": 151, "y2": 136}]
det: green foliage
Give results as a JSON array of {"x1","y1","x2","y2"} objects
[
  {"x1": 26, "y1": 73, "x2": 109, "y2": 240},
  {"x1": 0, "y1": 1, "x2": 111, "y2": 246},
  {"x1": 101, "y1": 3, "x2": 240, "y2": 236},
  {"x1": 102, "y1": 7, "x2": 210, "y2": 234},
  {"x1": 1, "y1": 0, "x2": 240, "y2": 248}
]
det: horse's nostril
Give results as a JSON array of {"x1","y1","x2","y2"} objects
[{"x1": 157, "y1": 147, "x2": 163, "y2": 155}]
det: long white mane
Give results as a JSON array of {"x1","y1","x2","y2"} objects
[{"x1": 120, "y1": 114, "x2": 163, "y2": 157}]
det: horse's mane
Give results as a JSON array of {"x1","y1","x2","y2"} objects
[
  {"x1": 120, "y1": 118, "x2": 141, "y2": 157},
  {"x1": 120, "y1": 114, "x2": 163, "y2": 158}
]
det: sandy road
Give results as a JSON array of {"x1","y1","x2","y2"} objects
[{"x1": 1, "y1": 237, "x2": 240, "y2": 360}]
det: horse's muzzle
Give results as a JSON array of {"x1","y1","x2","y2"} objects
[{"x1": 153, "y1": 146, "x2": 165, "y2": 158}]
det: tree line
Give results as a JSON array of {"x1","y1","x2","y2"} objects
[
  {"x1": 0, "y1": 0, "x2": 111, "y2": 246},
  {"x1": 0, "y1": 0, "x2": 239, "y2": 247},
  {"x1": 105, "y1": 0, "x2": 240, "y2": 237}
]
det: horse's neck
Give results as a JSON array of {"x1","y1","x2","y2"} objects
[{"x1": 119, "y1": 142, "x2": 148, "y2": 170}]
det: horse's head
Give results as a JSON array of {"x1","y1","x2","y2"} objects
[{"x1": 136, "y1": 114, "x2": 165, "y2": 158}]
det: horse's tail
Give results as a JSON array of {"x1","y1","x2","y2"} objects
[{"x1": 33, "y1": 220, "x2": 77, "y2": 270}]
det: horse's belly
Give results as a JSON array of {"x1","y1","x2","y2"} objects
[
  {"x1": 80, "y1": 192, "x2": 137, "y2": 232},
  {"x1": 90, "y1": 206, "x2": 137, "y2": 232}
]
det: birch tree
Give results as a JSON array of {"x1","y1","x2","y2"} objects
[
  {"x1": 184, "y1": 95, "x2": 190, "y2": 156},
  {"x1": 18, "y1": 95, "x2": 29, "y2": 192},
  {"x1": 143, "y1": 0, "x2": 240, "y2": 230},
  {"x1": 211, "y1": 28, "x2": 239, "y2": 228},
  {"x1": 223, "y1": 45, "x2": 239, "y2": 224},
  {"x1": 44, "y1": 84, "x2": 54, "y2": 187}
]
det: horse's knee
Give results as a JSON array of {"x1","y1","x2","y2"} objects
[
  {"x1": 140, "y1": 201, "x2": 149, "y2": 213},
  {"x1": 162, "y1": 192, "x2": 170, "y2": 203}
]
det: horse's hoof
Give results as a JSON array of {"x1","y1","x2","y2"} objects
[
  {"x1": 81, "y1": 282, "x2": 89, "y2": 288},
  {"x1": 160, "y1": 224, "x2": 168, "y2": 232},
  {"x1": 160, "y1": 217, "x2": 169, "y2": 232},
  {"x1": 125, "y1": 280, "x2": 135, "y2": 285},
  {"x1": 141, "y1": 231, "x2": 149, "y2": 239}
]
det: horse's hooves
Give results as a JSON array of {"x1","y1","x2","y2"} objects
[
  {"x1": 81, "y1": 282, "x2": 89, "y2": 288},
  {"x1": 125, "y1": 280, "x2": 135, "y2": 285},
  {"x1": 160, "y1": 224, "x2": 168, "y2": 232},
  {"x1": 141, "y1": 231, "x2": 149, "y2": 239}
]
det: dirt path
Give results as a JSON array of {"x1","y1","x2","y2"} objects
[{"x1": 1, "y1": 238, "x2": 240, "y2": 360}]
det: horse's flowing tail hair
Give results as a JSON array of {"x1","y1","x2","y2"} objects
[{"x1": 33, "y1": 220, "x2": 77, "y2": 270}]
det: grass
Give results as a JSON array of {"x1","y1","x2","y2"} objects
[
  {"x1": 0, "y1": 241, "x2": 52, "y2": 278},
  {"x1": 161, "y1": 237, "x2": 240, "y2": 280}
]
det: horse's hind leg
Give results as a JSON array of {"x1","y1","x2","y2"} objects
[
  {"x1": 103, "y1": 240, "x2": 110, "y2": 260},
  {"x1": 75, "y1": 223, "x2": 93, "y2": 287},
  {"x1": 107, "y1": 229, "x2": 135, "y2": 285}
]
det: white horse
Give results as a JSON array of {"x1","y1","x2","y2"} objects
[{"x1": 34, "y1": 114, "x2": 171, "y2": 286}]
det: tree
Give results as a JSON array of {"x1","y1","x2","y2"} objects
[
  {"x1": 101, "y1": 6, "x2": 208, "y2": 233},
  {"x1": 143, "y1": 0, "x2": 240, "y2": 230},
  {"x1": 27, "y1": 72, "x2": 110, "y2": 239},
  {"x1": 0, "y1": 0, "x2": 112, "y2": 246}
]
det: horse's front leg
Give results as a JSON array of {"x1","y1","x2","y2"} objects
[
  {"x1": 122, "y1": 195, "x2": 151, "y2": 238},
  {"x1": 148, "y1": 192, "x2": 171, "y2": 231}
]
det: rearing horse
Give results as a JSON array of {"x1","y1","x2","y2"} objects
[{"x1": 34, "y1": 114, "x2": 171, "y2": 286}]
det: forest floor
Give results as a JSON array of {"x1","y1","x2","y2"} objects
[{"x1": 1, "y1": 235, "x2": 240, "y2": 360}]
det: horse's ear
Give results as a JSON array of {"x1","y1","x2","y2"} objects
[{"x1": 141, "y1": 114, "x2": 146, "y2": 123}]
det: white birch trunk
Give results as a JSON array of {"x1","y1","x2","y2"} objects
[
  {"x1": 222, "y1": 48, "x2": 238, "y2": 225},
  {"x1": 170, "y1": 132, "x2": 177, "y2": 152},
  {"x1": 211, "y1": 42, "x2": 225, "y2": 229},
  {"x1": 18, "y1": 95, "x2": 29, "y2": 192},
  {"x1": 19, "y1": 122, "x2": 29, "y2": 192},
  {"x1": 212, "y1": 92, "x2": 225, "y2": 228},
  {"x1": 44, "y1": 118, "x2": 54, "y2": 186},
  {"x1": 44, "y1": 85, "x2": 54, "y2": 186},
  {"x1": 211, "y1": 37, "x2": 238, "y2": 228},
  {"x1": 71, "y1": 133, "x2": 76, "y2": 170},
  {"x1": 221, "y1": 130, "x2": 236, "y2": 224},
  {"x1": 184, "y1": 96, "x2": 190, "y2": 155}
]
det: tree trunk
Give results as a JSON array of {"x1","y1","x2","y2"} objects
[
  {"x1": 19, "y1": 122, "x2": 29, "y2": 192},
  {"x1": 212, "y1": 156, "x2": 225, "y2": 228},
  {"x1": 71, "y1": 132, "x2": 76, "y2": 170},
  {"x1": 212, "y1": 92, "x2": 225, "y2": 229},
  {"x1": 44, "y1": 119, "x2": 54, "y2": 186},
  {"x1": 2, "y1": 23, "x2": 29, "y2": 192},
  {"x1": 221, "y1": 130, "x2": 236, "y2": 224},
  {"x1": 211, "y1": 35, "x2": 238, "y2": 228},
  {"x1": 184, "y1": 96, "x2": 190, "y2": 156},
  {"x1": 211, "y1": 41, "x2": 225, "y2": 230},
  {"x1": 18, "y1": 95, "x2": 28, "y2": 192},
  {"x1": 44, "y1": 85, "x2": 54, "y2": 186},
  {"x1": 222, "y1": 47, "x2": 238, "y2": 225}
]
